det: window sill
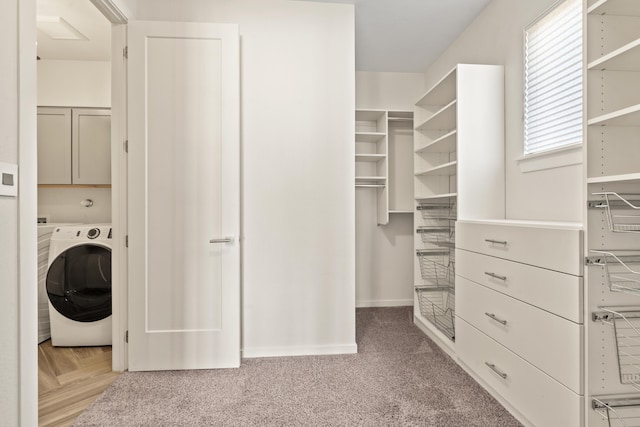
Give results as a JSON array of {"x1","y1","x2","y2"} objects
[{"x1": 516, "y1": 144, "x2": 582, "y2": 173}]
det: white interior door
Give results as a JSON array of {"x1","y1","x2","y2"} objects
[{"x1": 127, "y1": 21, "x2": 240, "y2": 371}]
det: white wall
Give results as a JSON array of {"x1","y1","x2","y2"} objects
[
  {"x1": 4, "y1": 0, "x2": 38, "y2": 424},
  {"x1": 355, "y1": 71, "x2": 423, "y2": 306},
  {"x1": 136, "y1": 0, "x2": 356, "y2": 357},
  {"x1": 422, "y1": 0, "x2": 583, "y2": 222},
  {"x1": 37, "y1": 59, "x2": 112, "y2": 224},
  {"x1": 37, "y1": 60, "x2": 111, "y2": 108}
]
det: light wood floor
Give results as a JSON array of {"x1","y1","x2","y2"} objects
[{"x1": 38, "y1": 340, "x2": 120, "y2": 427}]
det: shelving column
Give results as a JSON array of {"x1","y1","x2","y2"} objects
[{"x1": 585, "y1": 0, "x2": 640, "y2": 424}]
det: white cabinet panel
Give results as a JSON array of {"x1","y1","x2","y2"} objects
[
  {"x1": 456, "y1": 249, "x2": 583, "y2": 323},
  {"x1": 456, "y1": 318, "x2": 583, "y2": 427},
  {"x1": 457, "y1": 276, "x2": 583, "y2": 393},
  {"x1": 37, "y1": 108, "x2": 72, "y2": 184},
  {"x1": 72, "y1": 109, "x2": 111, "y2": 185},
  {"x1": 456, "y1": 221, "x2": 583, "y2": 276}
]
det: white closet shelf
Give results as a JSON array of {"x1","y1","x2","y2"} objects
[
  {"x1": 416, "y1": 67, "x2": 457, "y2": 107},
  {"x1": 356, "y1": 176, "x2": 386, "y2": 181},
  {"x1": 415, "y1": 161, "x2": 457, "y2": 177},
  {"x1": 355, "y1": 132, "x2": 386, "y2": 142},
  {"x1": 588, "y1": 37, "x2": 640, "y2": 71},
  {"x1": 414, "y1": 100, "x2": 457, "y2": 132},
  {"x1": 355, "y1": 110, "x2": 386, "y2": 121},
  {"x1": 415, "y1": 130, "x2": 457, "y2": 154},
  {"x1": 389, "y1": 210, "x2": 413, "y2": 214},
  {"x1": 587, "y1": 173, "x2": 640, "y2": 184},
  {"x1": 355, "y1": 154, "x2": 386, "y2": 162},
  {"x1": 415, "y1": 193, "x2": 457, "y2": 203},
  {"x1": 588, "y1": 104, "x2": 640, "y2": 126},
  {"x1": 587, "y1": 0, "x2": 640, "y2": 16}
]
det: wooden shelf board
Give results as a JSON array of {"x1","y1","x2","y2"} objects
[
  {"x1": 588, "y1": 0, "x2": 640, "y2": 16},
  {"x1": 415, "y1": 130, "x2": 457, "y2": 154},
  {"x1": 415, "y1": 193, "x2": 457, "y2": 203},
  {"x1": 588, "y1": 104, "x2": 640, "y2": 126},
  {"x1": 356, "y1": 176, "x2": 387, "y2": 181},
  {"x1": 355, "y1": 154, "x2": 386, "y2": 162},
  {"x1": 355, "y1": 110, "x2": 386, "y2": 121},
  {"x1": 415, "y1": 161, "x2": 457, "y2": 177},
  {"x1": 587, "y1": 173, "x2": 640, "y2": 184},
  {"x1": 415, "y1": 66, "x2": 457, "y2": 107},
  {"x1": 415, "y1": 100, "x2": 456, "y2": 132},
  {"x1": 588, "y1": 37, "x2": 640, "y2": 71},
  {"x1": 355, "y1": 132, "x2": 386, "y2": 143}
]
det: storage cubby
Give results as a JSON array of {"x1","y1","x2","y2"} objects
[
  {"x1": 586, "y1": 2, "x2": 640, "y2": 424},
  {"x1": 355, "y1": 109, "x2": 414, "y2": 224},
  {"x1": 412, "y1": 64, "x2": 504, "y2": 345}
]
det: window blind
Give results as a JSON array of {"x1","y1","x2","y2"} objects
[{"x1": 524, "y1": 0, "x2": 582, "y2": 155}]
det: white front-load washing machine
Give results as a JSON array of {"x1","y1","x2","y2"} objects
[{"x1": 46, "y1": 225, "x2": 113, "y2": 346}]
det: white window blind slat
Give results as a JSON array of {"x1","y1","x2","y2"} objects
[{"x1": 524, "y1": 0, "x2": 582, "y2": 156}]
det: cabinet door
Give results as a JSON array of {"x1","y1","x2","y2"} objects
[
  {"x1": 37, "y1": 107, "x2": 72, "y2": 184},
  {"x1": 72, "y1": 109, "x2": 111, "y2": 185}
]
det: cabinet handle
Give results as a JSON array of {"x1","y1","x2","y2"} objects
[
  {"x1": 485, "y1": 312, "x2": 507, "y2": 325},
  {"x1": 209, "y1": 237, "x2": 235, "y2": 244},
  {"x1": 485, "y1": 239, "x2": 507, "y2": 245},
  {"x1": 485, "y1": 362, "x2": 508, "y2": 379},
  {"x1": 484, "y1": 272, "x2": 507, "y2": 281}
]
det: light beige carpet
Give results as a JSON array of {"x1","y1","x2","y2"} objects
[{"x1": 73, "y1": 307, "x2": 521, "y2": 426}]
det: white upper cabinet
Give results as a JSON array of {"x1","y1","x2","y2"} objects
[{"x1": 37, "y1": 107, "x2": 111, "y2": 185}]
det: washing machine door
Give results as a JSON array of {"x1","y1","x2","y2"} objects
[{"x1": 46, "y1": 244, "x2": 112, "y2": 322}]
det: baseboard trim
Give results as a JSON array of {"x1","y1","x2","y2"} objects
[
  {"x1": 413, "y1": 314, "x2": 456, "y2": 360},
  {"x1": 242, "y1": 343, "x2": 358, "y2": 359},
  {"x1": 356, "y1": 299, "x2": 413, "y2": 308}
]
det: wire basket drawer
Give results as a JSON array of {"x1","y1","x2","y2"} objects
[
  {"x1": 593, "y1": 397, "x2": 640, "y2": 427},
  {"x1": 417, "y1": 226, "x2": 455, "y2": 247},
  {"x1": 416, "y1": 249, "x2": 454, "y2": 287},
  {"x1": 592, "y1": 192, "x2": 640, "y2": 233},
  {"x1": 590, "y1": 251, "x2": 640, "y2": 296},
  {"x1": 417, "y1": 202, "x2": 457, "y2": 221},
  {"x1": 594, "y1": 309, "x2": 640, "y2": 390},
  {"x1": 415, "y1": 286, "x2": 455, "y2": 340}
]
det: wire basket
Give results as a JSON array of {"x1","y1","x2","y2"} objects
[
  {"x1": 594, "y1": 308, "x2": 640, "y2": 390},
  {"x1": 592, "y1": 192, "x2": 640, "y2": 233},
  {"x1": 416, "y1": 249, "x2": 454, "y2": 288},
  {"x1": 590, "y1": 251, "x2": 640, "y2": 296},
  {"x1": 415, "y1": 286, "x2": 455, "y2": 340},
  {"x1": 593, "y1": 397, "x2": 640, "y2": 427},
  {"x1": 417, "y1": 226, "x2": 455, "y2": 247},
  {"x1": 417, "y1": 202, "x2": 456, "y2": 221}
]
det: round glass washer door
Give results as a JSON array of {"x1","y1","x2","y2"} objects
[{"x1": 46, "y1": 244, "x2": 112, "y2": 322}]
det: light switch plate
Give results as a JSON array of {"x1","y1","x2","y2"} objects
[{"x1": 0, "y1": 162, "x2": 18, "y2": 197}]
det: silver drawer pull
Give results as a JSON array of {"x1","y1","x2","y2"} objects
[
  {"x1": 485, "y1": 362, "x2": 508, "y2": 379},
  {"x1": 484, "y1": 272, "x2": 507, "y2": 281},
  {"x1": 209, "y1": 237, "x2": 234, "y2": 244},
  {"x1": 485, "y1": 312, "x2": 507, "y2": 325},
  {"x1": 485, "y1": 239, "x2": 507, "y2": 245}
]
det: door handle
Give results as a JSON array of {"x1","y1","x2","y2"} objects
[{"x1": 209, "y1": 237, "x2": 235, "y2": 244}]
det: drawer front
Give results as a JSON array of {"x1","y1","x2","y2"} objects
[
  {"x1": 456, "y1": 318, "x2": 583, "y2": 427},
  {"x1": 456, "y1": 221, "x2": 583, "y2": 276},
  {"x1": 457, "y1": 277, "x2": 583, "y2": 393},
  {"x1": 456, "y1": 249, "x2": 583, "y2": 323}
]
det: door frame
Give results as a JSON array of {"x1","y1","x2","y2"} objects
[{"x1": 18, "y1": 0, "x2": 130, "y2": 423}]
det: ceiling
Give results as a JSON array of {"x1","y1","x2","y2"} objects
[
  {"x1": 298, "y1": 0, "x2": 493, "y2": 72},
  {"x1": 36, "y1": 0, "x2": 111, "y2": 61},
  {"x1": 35, "y1": 0, "x2": 493, "y2": 71}
]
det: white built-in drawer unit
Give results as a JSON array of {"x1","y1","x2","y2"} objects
[
  {"x1": 457, "y1": 276, "x2": 583, "y2": 393},
  {"x1": 455, "y1": 219, "x2": 583, "y2": 426},
  {"x1": 456, "y1": 318, "x2": 583, "y2": 427},
  {"x1": 456, "y1": 249, "x2": 583, "y2": 323},
  {"x1": 456, "y1": 220, "x2": 583, "y2": 276}
]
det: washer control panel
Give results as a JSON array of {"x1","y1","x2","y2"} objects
[{"x1": 51, "y1": 225, "x2": 113, "y2": 241}]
